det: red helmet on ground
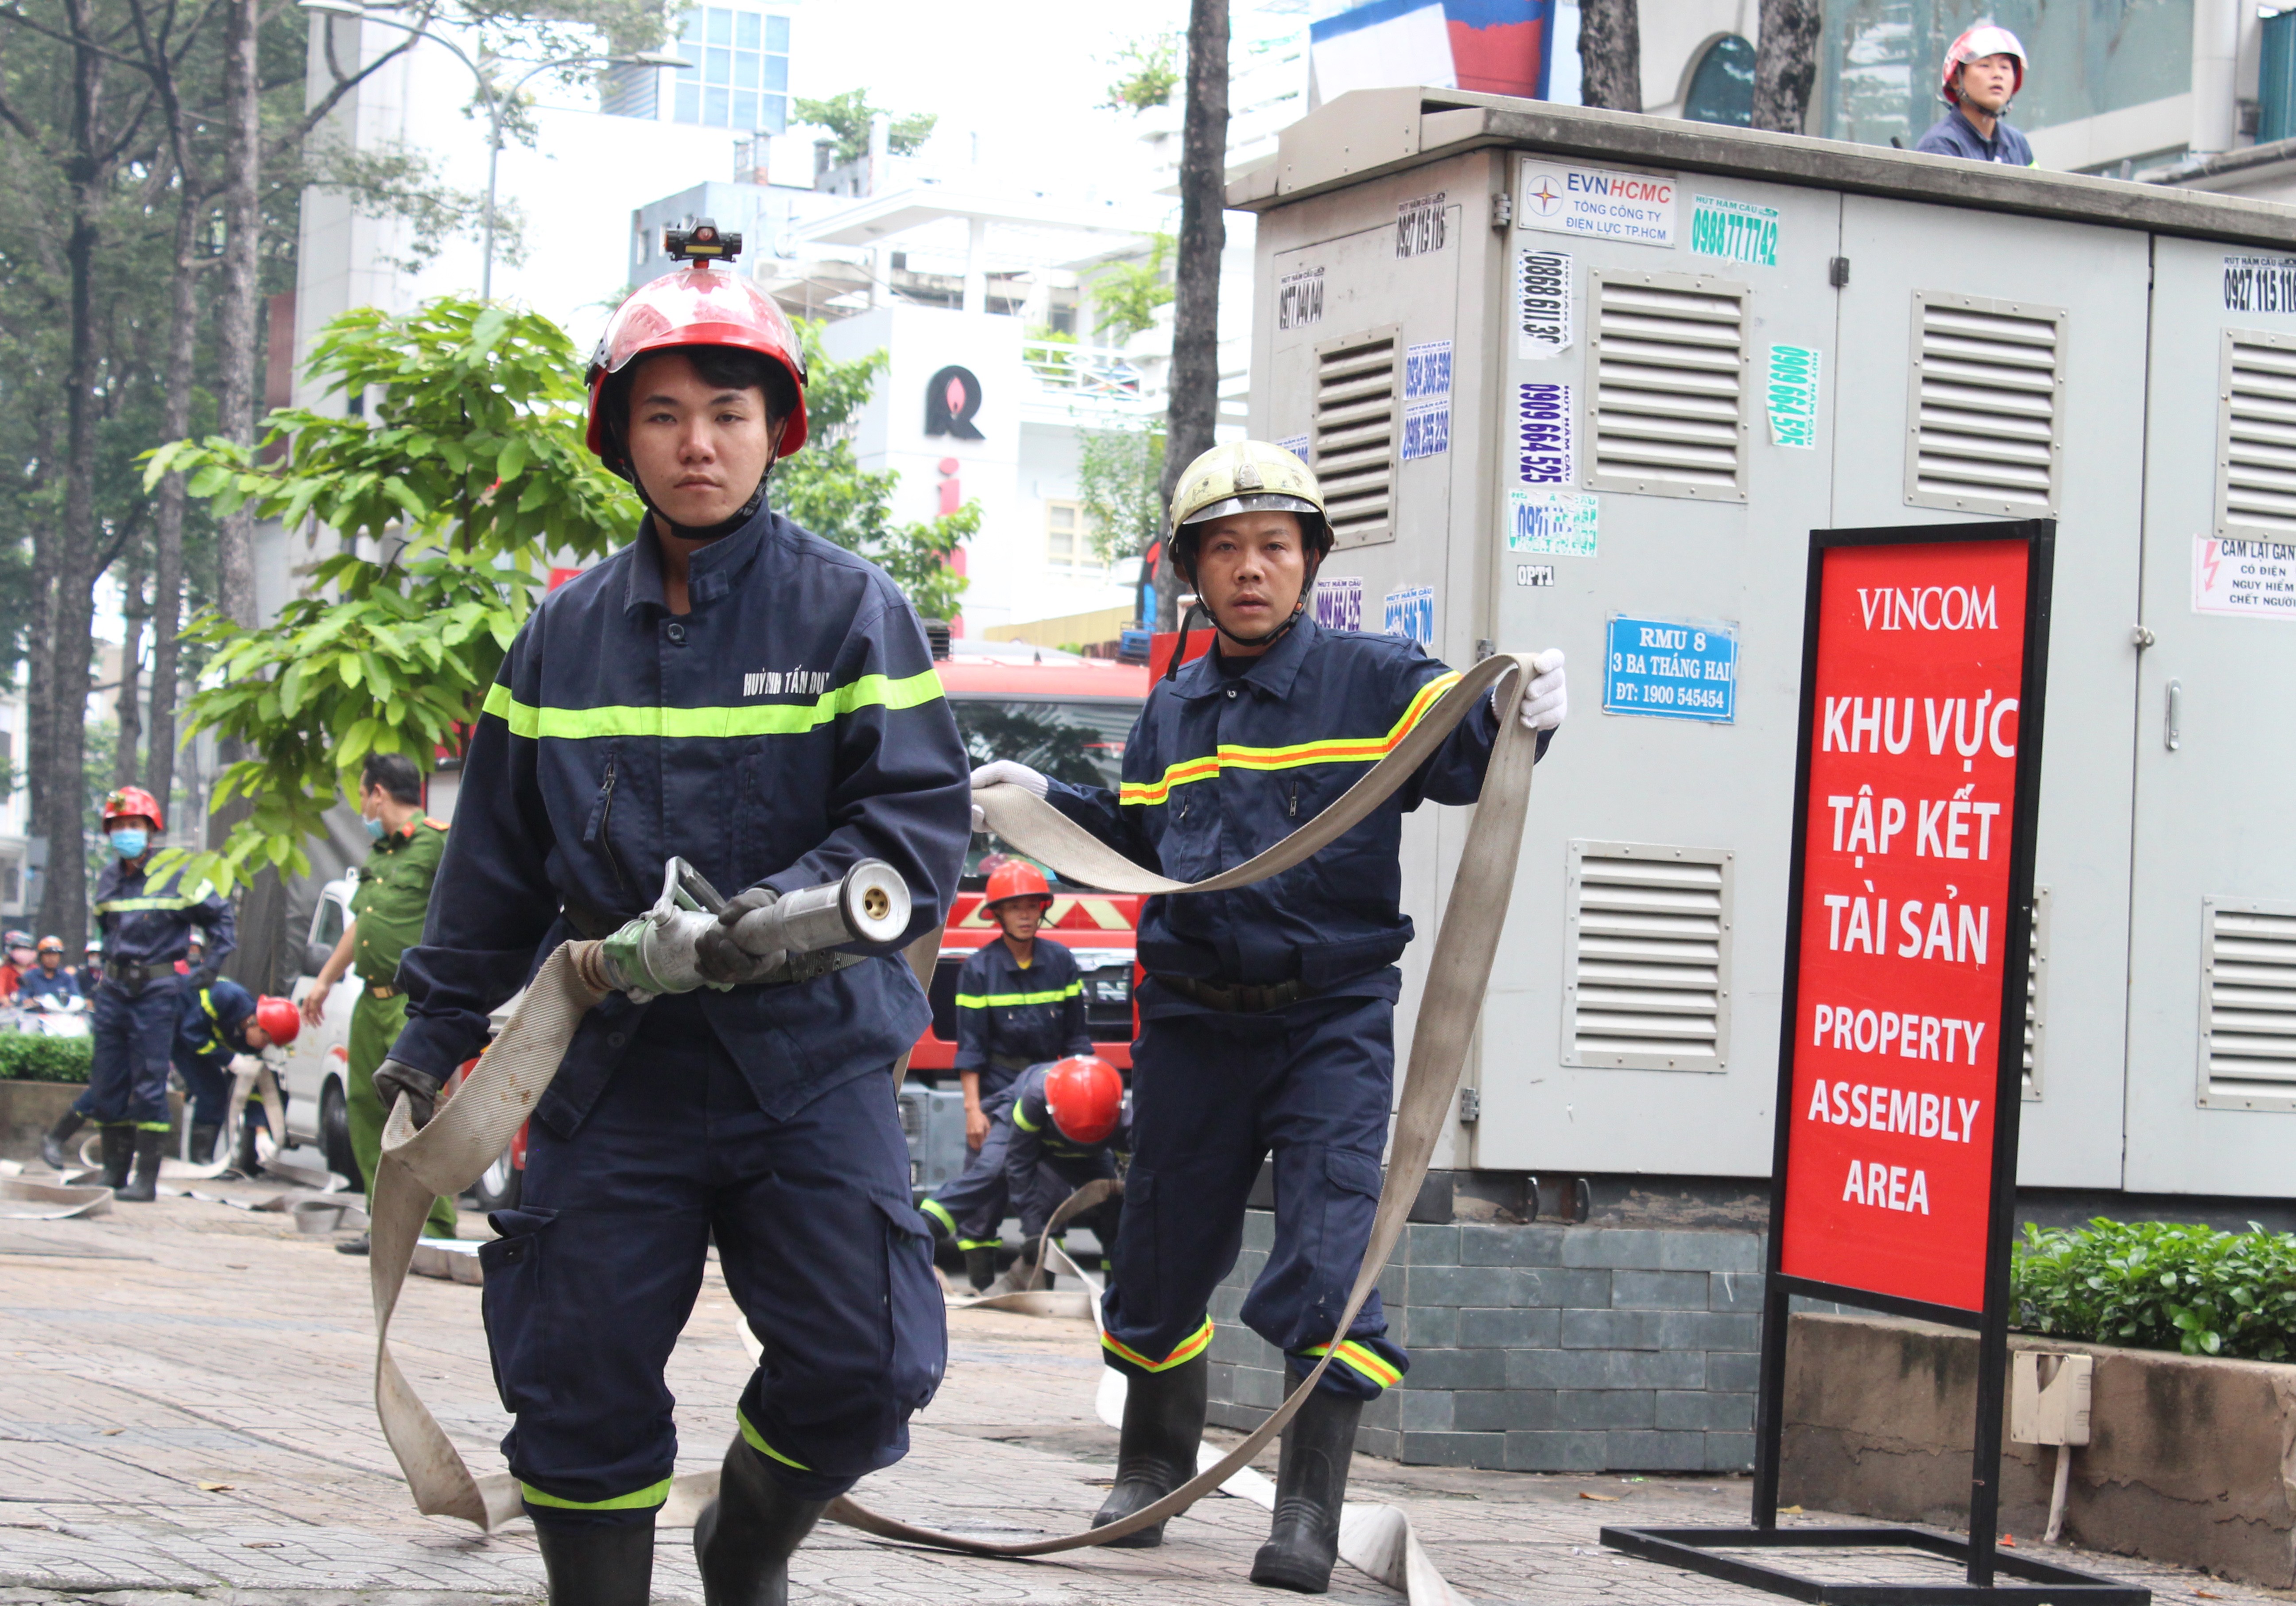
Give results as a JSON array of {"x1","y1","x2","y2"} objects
[
  {"x1": 254, "y1": 995, "x2": 300, "y2": 1047},
  {"x1": 1939, "y1": 24, "x2": 2025, "y2": 108},
  {"x1": 1044, "y1": 1055, "x2": 1123, "y2": 1145},
  {"x1": 982, "y1": 859, "x2": 1052, "y2": 909},
  {"x1": 585, "y1": 258, "x2": 810, "y2": 476},
  {"x1": 101, "y1": 785, "x2": 164, "y2": 832}
]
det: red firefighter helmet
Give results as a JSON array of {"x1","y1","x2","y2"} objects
[
  {"x1": 585, "y1": 261, "x2": 810, "y2": 475},
  {"x1": 1044, "y1": 1055, "x2": 1123, "y2": 1145},
  {"x1": 1939, "y1": 24, "x2": 2025, "y2": 108},
  {"x1": 101, "y1": 785, "x2": 164, "y2": 832},
  {"x1": 253, "y1": 995, "x2": 301, "y2": 1047},
  {"x1": 982, "y1": 859, "x2": 1053, "y2": 909}
]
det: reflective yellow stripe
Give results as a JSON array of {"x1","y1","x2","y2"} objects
[
  {"x1": 1300, "y1": 1338, "x2": 1403, "y2": 1390},
  {"x1": 93, "y1": 896, "x2": 197, "y2": 914},
  {"x1": 956, "y1": 1237, "x2": 1002, "y2": 1252},
  {"x1": 919, "y1": 1197, "x2": 956, "y2": 1237},
  {"x1": 1011, "y1": 1104, "x2": 1041, "y2": 1132},
  {"x1": 954, "y1": 982, "x2": 1082, "y2": 1009},
  {"x1": 520, "y1": 1478, "x2": 673, "y2": 1512},
  {"x1": 1119, "y1": 672, "x2": 1461, "y2": 806},
  {"x1": 481, "y1": 669, "x2": 945, "y2": 739},
  {"x1": 736, "y1": 1408, "x2": 811, "y2": 1471},
  {"x1": 1101, "y1": 1317, "x2": 1214, "y2": 1373}
]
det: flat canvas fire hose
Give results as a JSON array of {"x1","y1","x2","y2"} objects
[{"x1": 368, "y1": 652, "x2": 1536, "y2": 1596}]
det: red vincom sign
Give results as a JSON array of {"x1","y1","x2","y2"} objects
[{"x1": 1777, "y1": 538, "x2": 2036, "y2": 1313}]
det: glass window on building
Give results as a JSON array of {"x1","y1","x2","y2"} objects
[
  {"x1": 1046, "y1": 501, "x2": 1100, "y2": 572},
  {"x1": 1819, "y1": 0, "x2": 2193, "y2": 151},
  {"x1": 674, "y1": 7, "x2": 791, "y2": 133},
  {"x1": 599, "y1": 60, "x2": 659, "y2": 119},
  {"x1": 1684, "y1": 34, "x2": 1756, "y2": 126}
]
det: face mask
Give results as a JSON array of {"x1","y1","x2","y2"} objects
[
  {"x1": 108, "y1": 829, "x2": 147, "y2": 859},
  {"x1": 362, "y1": 814, "x2": 387, "y2": 841}
]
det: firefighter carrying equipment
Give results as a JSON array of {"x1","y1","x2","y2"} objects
[
  {"x1": 1044, "y1": 1054, "x2": 1121, "y2": 1145},
  {"x1": 365, "y1": 646, "x2": 1536, "y2": 1605}
]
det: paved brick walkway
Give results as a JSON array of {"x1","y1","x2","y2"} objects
[{"x1": 0, "y1": 1183, "x2": 2272, "y2": 1606}]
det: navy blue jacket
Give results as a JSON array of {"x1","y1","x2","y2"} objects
[
  {"x1": 1047, "y1": 619, "x2": 1532, "y2": 997},
  {"x1": 393, "y1": 508, "x2": 971, "y2": 1134},
  {"x1": 176, "y1": 976, "x2": 258, "y2": 1072},
  {"x1": 953, "y1": 936, "x2": 1090, "y2": 1088},
  {"x1": 93, "y1": 857, "x2": 235, "y2": 975},
  {"x1": 1915, "y1": 109, "x2": 2033, "y2": 166},
  {"x1": 17, "y1": 965, "x2": 83, "y2": 1006}
]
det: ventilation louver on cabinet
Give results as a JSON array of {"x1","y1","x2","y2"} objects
[
  {"x1": 2198, "y1": 900, "x2": 2296, "y2": 1112},
  {"x1": 1585, "y1": 271, "x2": 1750, "y2": 502},
  {"x1": 1903, "y1": 292, "x2": 2064, "y2": 517},
  {"x1": 1564, "y1": 842, "x2": 1733, "y2": 1071},
  {"x1": 2022, "y1": 887, "x2": 2050, "y2": 1102},
  {"x1": 1311, "y1": 326, "x2": 1401, "y2": 548},
  {"x1": 2215, "y1": 330, "x2": 2296, "y2": 539}
]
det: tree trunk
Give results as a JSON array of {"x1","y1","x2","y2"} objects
[
  {"x1": 1751, "y1": 0, "x2": 1823, "y2": 134},
  {"x1": 1155, "y1": 0, "x2": 1229, "y2": 632},
  {"x1": 115, "y1": 554, "x2": 147, "y2": 787},
  {"x1": 211, "y1": 0, "x2": 261, "y2": 638},
  {"x1": 1577, "y1": 0, "x2": 1641, "y2": 112},
  {"x1": 35, "y1": 0, "x2": 118, "y2": 957},
  {"x1": 145, "y1": 197, "x2": 202, "y2": 817}
]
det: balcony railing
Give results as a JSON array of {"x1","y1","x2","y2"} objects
[{"x1": 1023, "y1": 340, "x2": 1150, "y2": 399}]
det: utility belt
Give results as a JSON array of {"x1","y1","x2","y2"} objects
[
  {"x1": 1149, "y1": 972, "x2": 1322, "y2": 1014},
  {"x1": 558, "y1": 899, "x2": 868, "y2": 989},
  {"x1": 989, "y1": 1053, "x2": 1036, "y2": 1075},
  {"x1": 365, "y1": 981, "x2": 402, "y2": 1000},
  {"x1": 101, "y1": 960, "x2": 169, "y2": 997}
]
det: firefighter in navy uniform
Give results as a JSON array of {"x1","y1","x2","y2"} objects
[
  {"x1": 57, "y1": 786, "x2": 236, "y2": 1201},
  {"x1": 1000, "y1": 1054, "x2": 1128, "y2": 1279},
  {"x1": 973, "y1": 442, "x2": 1566, "y2": 1593},
  {"x1": 173, "y1": 981, "x2": 298, "y2": 1167},
  {"x1": 376, "y1": 229, "x2": 970, "y2": 1606},
  {"x1": 919, "y1": 859, "x2": 1091, "y2": 1286}
]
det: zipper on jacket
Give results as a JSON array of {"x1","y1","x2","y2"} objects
[
  {"x1": 1287, "y1": 779, "x2": 1299, "y2": 819},
  {"x1": 584, "y1": 747, "x2": 637, "y2": 902}
]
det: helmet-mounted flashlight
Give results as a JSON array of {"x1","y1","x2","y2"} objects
[{"x1": 664, "y1": 218, "x2": 743, "y2": 266}]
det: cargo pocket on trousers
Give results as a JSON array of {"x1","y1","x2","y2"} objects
[
  {"x1": 478, "y1": 1206, "x2": 558, "y2": 1415},
  {"x1": 872, "y1": 1194, "x2": 946, "y2": 1413},
  {"x1": 1318, "y1": 1150, "x2": 1383, "y2": 1321}
]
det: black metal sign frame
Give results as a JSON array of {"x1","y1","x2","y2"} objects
[{"x1": 1603, "y1": 521, "x2": 2142, "y2": 1606}]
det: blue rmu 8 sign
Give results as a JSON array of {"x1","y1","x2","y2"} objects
[{"x1": 1604, "y1": 614, "x2": 1738, "y2": 723}]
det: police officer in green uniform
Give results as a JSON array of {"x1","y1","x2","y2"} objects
[{"x1": 303, "y1": 752, "x2": 458, "y2": 1251}]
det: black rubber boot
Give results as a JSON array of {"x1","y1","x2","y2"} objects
[
  {"x1": 189, "y1": 1123, "x2": 220, "y2": 1167},
  {"x1": 963, "y1": 1247, "x2": 996, "y2": 1291},
  {"x1": 533, "y1": 1517, "x2": 654, "y2": 1606},
  {"x1": 1092, "y1": 1349, "x2": 1207, "y2": 1548},
  {"x1": 234, "y1": 1116, "x2": 262, "y2": 1176},
  {"x1": 116, "y1": 1129, "x2": 165, "y2": 1203},
  {"x1": 1249, "y1": 1380, "x2": 1365, "y2": 1594},
  {"x1": 694, "y1": 1435, "x2": 830, "y2": 1606},
  {"x1": 41, "y1": 1110, "x2": 85, "y2": 1171},
  {"x1": 99, "y1": 1125, "x2": 133, "y2": 1190}
]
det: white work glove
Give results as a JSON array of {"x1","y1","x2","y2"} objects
[
  {"x1": 1493, "y1": 648, "x2": 1567, "y2": 734},
  {"x1": 969, "y1": 760, "x2": 1049, "y2": 834}
]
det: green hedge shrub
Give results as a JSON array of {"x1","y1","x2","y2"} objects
[
  {"x1": 2012, "y1": 1218, "x2": 2296, "y2": 1362},
  {"x1": 0, "y1": 1034, "x2": 93, "y2": 1083}
]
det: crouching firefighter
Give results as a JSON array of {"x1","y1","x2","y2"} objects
[
  {"x1": 919, "y1": 859, "x2": 1091, "y2": 1287},
  {"x1": 1000, "y1": 1053, "x2": 1128, "y2": 1286},
  {"x1": 975, "y1": 441, "x2": 1566, "y2": 1593},
  {"x1": 374, "y1": 226, "x2": 970, "y2": 1606}
]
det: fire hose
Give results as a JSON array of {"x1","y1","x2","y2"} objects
[{"x1": 368, "y1": 651, "x2": 1537, "y2": 1598}]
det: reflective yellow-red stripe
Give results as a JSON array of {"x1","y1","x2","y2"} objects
[
  {"x1": 1118, "y1": 673, "x2": 1461, "y2": 807},
  {"x1": 1101, "y1": 1316, "x2": 1214, "y2": 1372},
  {"x1": 1300, "y1": 1338, "x2": 1403, "y2": 1390}
]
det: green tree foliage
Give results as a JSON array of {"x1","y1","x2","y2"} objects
[
  {"x1": 774, "y1": 319, "x2": 975, "y2": 623},
  {"x1": 144, "y1": 298, "x2": 640, "y2": 892},
  {"x1": 0, "y1": 1034, "x2": 92, "y2": 1084},
  {"x1": 791, "y1": 89, "x2": 936, "y2": 163},
  {"x1": 1088, "y1": 234, "x2": 1174, "y2": 342},
  {"x1": 2012, "y1": 1218, "x2": 2296, "y2": 1362},
  {"x1": 1077, "y1": 423, "x2": 1164, "y2": 567},
  {"x1": 1101, "y1": 34, "x2": 1180, "y2": 114}
]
